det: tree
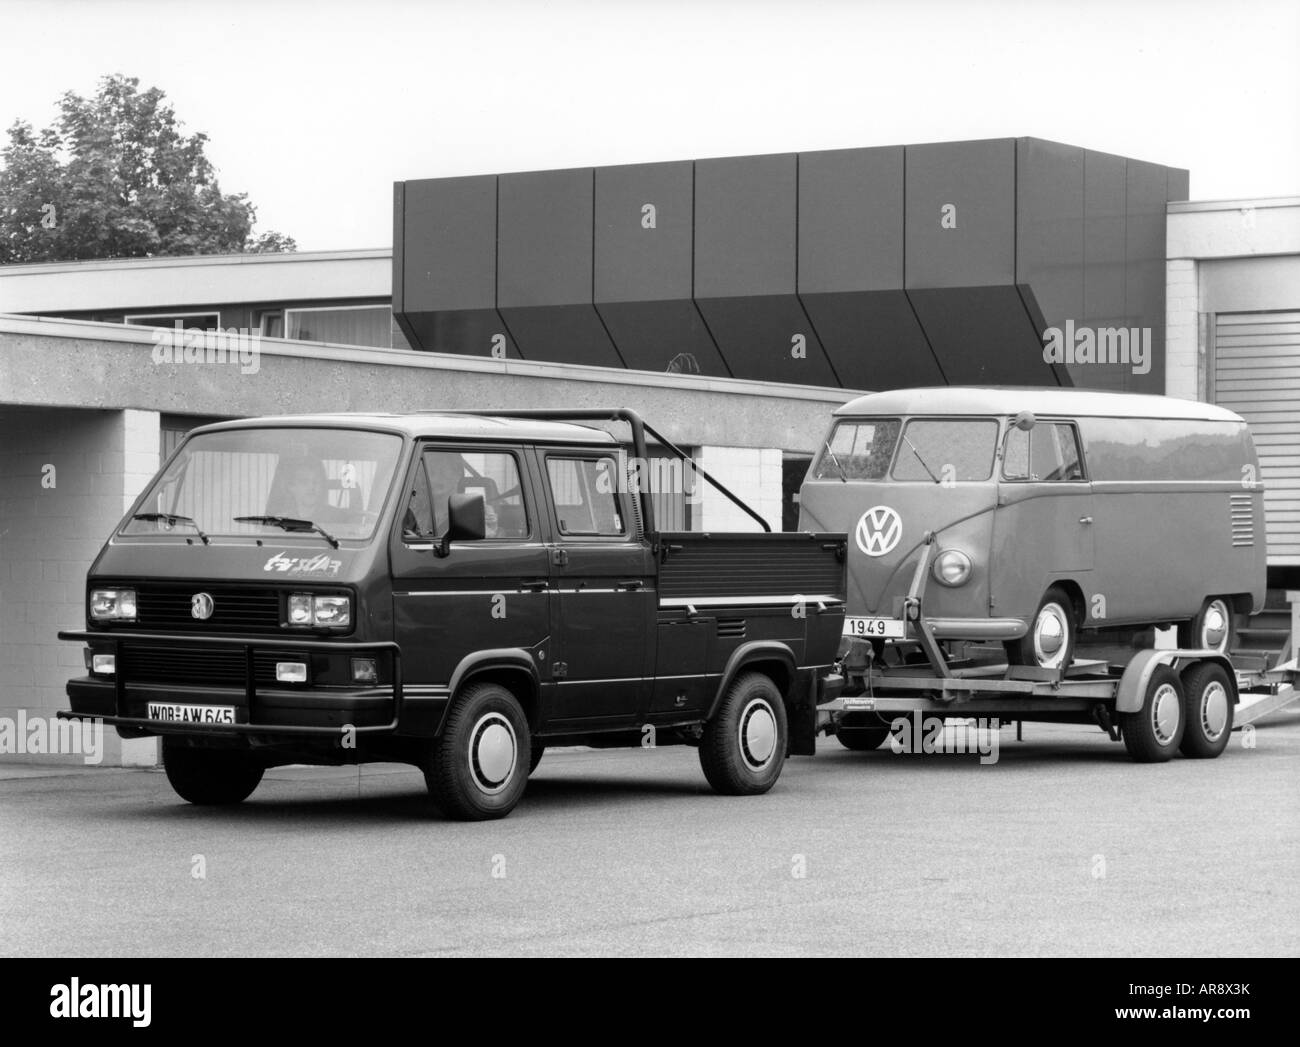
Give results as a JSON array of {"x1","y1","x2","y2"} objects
[{"x1": 0, "y1": 75, "x2": 295, "y2": 264}]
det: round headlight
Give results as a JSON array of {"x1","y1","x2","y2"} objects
[{"x1": 933, "y1": 549, "x2": 972, "y2": 587}]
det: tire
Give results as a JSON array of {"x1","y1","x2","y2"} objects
[
  {"x1": 835, "y1": 711, "x2": 890, "y2": 751},
  {"x1": 699, "y1": 672, "x2": 788, "y2": 795},
  {"x1": 528, "y1": 742, "x2": 546, "y2": 775},
  {"x1": 425, "y1": 682, "x2": 530, "y2": 820},
  {"x1": 1178, "y1": 597, "x2": 1235, "y2": 655},
  {"x1": 1006, "y1": 586, "x2": 1076, "y2": 671},
  {"x1": 1179, "y1": 662, "x2": 1234, "y2": 759},
  {"x1": 1119, "y1": 665, "x2": 1185, "y2": 762},
  {"x1": 162, "y1": 740, "x2": 263, "y2": 806}
]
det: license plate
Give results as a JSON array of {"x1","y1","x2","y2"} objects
[
  {"x1": 146, "y1": 702, "x2": 236, "y2": 725},
  {"x1": 844, "y1": 616, "x2": 905, "y2": 639}
]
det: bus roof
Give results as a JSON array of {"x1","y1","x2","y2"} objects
[
  {"x1": 190, "y1": 412, "x2": 618, "y2": 445},
  {"x1": 833, "y1": 387, "x2": 1244, "y2": 423}
]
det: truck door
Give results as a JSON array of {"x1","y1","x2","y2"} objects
[
  {"x1": 535, "y1": 448, "x2": 655, "y2": 726},
  {"x1": 390, "y1": 444, "x2": 552, "y2": 701},
  {"x1": 992, "y1": 420, "x2": 1095, "y2": 617}
]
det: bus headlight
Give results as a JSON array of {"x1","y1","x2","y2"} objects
[
  {"x1": 932, "y1": 550, "x2": 972, "y2": 587},
  {"x1": 90, "y1": 588, "x2": 137, "y2": 621}
]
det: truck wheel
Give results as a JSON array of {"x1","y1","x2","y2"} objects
[
  {"x1": 1178, "y1": 597, "x2": 1235, "y2": 654},
  {"x1": 162, "y1": 740, "x2": 263, "y2": 805},
  {"x1": 528, "y1": 743, "x2": 546, "y2": 774},
  {"x1": 425, "y1": 682, "x2": 530, "y2": 820},
  {"x1": 699, "y1": 672, "x2": 788, "y2": 795},
  {"x1": 1006, "y1": 586, "x2": 1075, "y2": 671},
  {"x1": 835, "y1": 712, "x2": 890, "y2": 751},
  {"x1": 1119, "y1": 665, "x2": 1185, "y2": 762},
  {"x1": 1179, "y1": 662, "x2": 1234, "y2": 759}
]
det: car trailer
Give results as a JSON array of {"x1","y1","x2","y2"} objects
[{"x1": 820, "y1": 535, "x2": 1300, "y2": 762}]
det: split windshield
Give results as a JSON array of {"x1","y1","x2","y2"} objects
[
  {"x1": 121, "y1": 427, "x2": 404, "y2": 541},
  {"x1": 815, "y1": 417, "x2": 999, "y2": 482}
]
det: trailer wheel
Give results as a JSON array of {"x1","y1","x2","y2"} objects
[
  {"x1": 700, "y1": 672, "x2": 788, "y2": 795},
  {"x1": 1179, "y1": 662, "x2": 1234, "y2": 759},
  {"x1": 1006, "y1": 586, "x2": 1076, "y2": 671},
  {"x1": 528, "y1": 742, "x2": 546, "y2": 774},
  {"x1": 835, "y1": 711, "x2": 890, "y2": 751},
  {"x1": 1119, "y1": 665, "x2": 1185, "y2": 762},
  {"x1": 1178, "y1": 597, "x2": 1235, "y2": 654},
  {"x1": 425, "y1": 682, "x2": 530, "y2": 820},
  {"x1": 162, "y1": 740, "x2": 263, "y2": 806}
]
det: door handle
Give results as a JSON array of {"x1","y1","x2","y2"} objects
[
  {"x1": 615, "y1": 580, "x2": 645, "y2": 591},
  {"x1": 1078, "y1": 516, "x2": 1093, "y2": 525},
  {"x1": 519, "y1": 579, "x2": 549, "y2": 592}
]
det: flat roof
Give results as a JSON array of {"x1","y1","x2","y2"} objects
[
  {"x1": 833, "y1": 386, "x2": 1242, "y2": 422},
  {"x1": 194, "y1": 412, "x2": 618, "y2": 444}
]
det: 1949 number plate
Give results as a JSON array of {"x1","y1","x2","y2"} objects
[
  {"x1": 844, "y1": 616, "x2": 905, "y2": 639},
  {"x1": 146, "y1": 703, "x2": 236, "y2": 725}
]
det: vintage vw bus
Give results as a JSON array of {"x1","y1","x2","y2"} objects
[{"x1": 799, "y1": 387, "x2": 1267, "y2": 672}]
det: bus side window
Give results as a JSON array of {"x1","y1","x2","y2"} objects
[
  {"x1": 1002, "y1": 427, "x2": 1030, "y2": 480},
  {"x1": 1036, "y1": 423, "x2": 1085, "y2": 482}
]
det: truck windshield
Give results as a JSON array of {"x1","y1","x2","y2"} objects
[
  {"x1": 813, "y1": 419, "x2": 901, "y2": 480},
  {"x1": 122, "y1": 428, "x2": 404, "y2": 541}
]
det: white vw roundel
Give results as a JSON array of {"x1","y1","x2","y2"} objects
[{"x1": 854, "y1": 505, "x2": 903, "y2": 557}]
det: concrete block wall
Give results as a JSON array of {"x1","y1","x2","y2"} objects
[
  {"x1": 1165, "y1": 258, "x2": 1201, "y2": 401},
  {"x1": 0, "y1": 407, "x2": 159, "y2": 766},
  {"x1": 693, "y1": 446, "x2": 783, "y2": 532}
]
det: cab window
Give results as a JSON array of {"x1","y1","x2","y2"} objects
[
  {"x1": 1002, "y1": 422, "x2": 1086, "y2": 482},
  {"x1": 403, "y1": 448, "x2": 529, "y2": 539},
  {"x1": 546, "y1": 455, "x2": 626, "y2": 537}
]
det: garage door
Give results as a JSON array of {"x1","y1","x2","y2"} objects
[{"x1": 1213, "y1": 311, "x2": 1300, "y2": 565}]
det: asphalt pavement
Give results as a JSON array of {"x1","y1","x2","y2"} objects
[{"x1": 2, "y1": 710, "x2": 1297, "y2": 957}]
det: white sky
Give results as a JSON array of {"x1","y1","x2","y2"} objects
[{"x1": 1, "y1": 0, "x2": 1297, "y2": 251}]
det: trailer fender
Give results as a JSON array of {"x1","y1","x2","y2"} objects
[{"x1": 1116, "y1": 650, "x2": 1238, "y2": 714}]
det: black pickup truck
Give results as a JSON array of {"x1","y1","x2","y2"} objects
[{"x1": 60, "y1": 409, "x2": 846, "y2": 819}]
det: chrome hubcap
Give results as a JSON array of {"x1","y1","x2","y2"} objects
[
  {"x1": 469, "y1": 713, "x2": 517, "y2": 795},
  {"x1": 1150, "y1": 683, "x2": 1181, "y2": 745},
  {"x1": 1201, "y1": 600, "x2": 1230, "y2": 651},
  {"x1": 1200, "y1": 681, "x2": 1230, "y2": 741},
  {"x1": 739, "y1": 699, "x2": 777, "y2": 771},
  {"x1": 1033, "y1": 602, "x2": 1070, "y2": 669}
]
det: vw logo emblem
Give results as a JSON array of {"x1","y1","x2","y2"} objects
[
  {"x1": 855, "y1": 506, "x2": 903, "y2": 557},
  {"x1": 191, "y1": 592, "x2": 215, "y2": 620}
]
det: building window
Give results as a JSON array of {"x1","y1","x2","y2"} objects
[
  {"x1": 283, "y1": 305, "x2": 391, "y2": 348},
  {"x1": 124, "y1": 312, "x2": 221, "y2": 331}
]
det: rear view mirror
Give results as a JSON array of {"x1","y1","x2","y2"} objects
[{"x1": 436, "y1": 492, "x2": 486, "y2": 557}]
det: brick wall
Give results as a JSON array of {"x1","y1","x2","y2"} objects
[
  {"x1": 693, "y1": 446, "x2": 783, "y2": 532},
  {"x1": 1165, "y1": 258, "x2": 1201, "y2": 400}
]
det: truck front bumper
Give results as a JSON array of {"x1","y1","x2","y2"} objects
[{"x1": 57, "y1": 630, "x2": 431, "y2": 739}]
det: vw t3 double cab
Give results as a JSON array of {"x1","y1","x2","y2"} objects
[
  {"x1": 799, "y1": 387, "x2": 1267, "y2": 760},
  {"x1": 60, "y1": 409, "x2": 846, "y2": 819}
]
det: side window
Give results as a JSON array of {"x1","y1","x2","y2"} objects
[
  {"x1": 404, "y1": 449, "x2": 528, "y2": 540},
  {"x1": 1002, "y1": 423, "x2": 1086, "y2": 482},
  {"x1": 546, "y1": 456, "x2": 626, "y2": 537}
]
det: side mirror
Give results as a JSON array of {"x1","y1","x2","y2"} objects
[
  {"x1": 436, "y1": 492, "x2": 486, "y2": 557},
  {"x1": 1013, "y1": 411, "x2": 1036, "y2": 432}
]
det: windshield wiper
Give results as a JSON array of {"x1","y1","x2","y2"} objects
[
  {"x1": 822, "y1": 441, "x2": 849, "y2": 483},
  {"x1": 902, "y1": 434, "x2": 942, "y2": 484},
  {"x1": 131, "y1": 512, "x2": 210, "y2": 545},
  {"x1": 234, "y1": 515, "x2": 340, "y2": 549}
]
